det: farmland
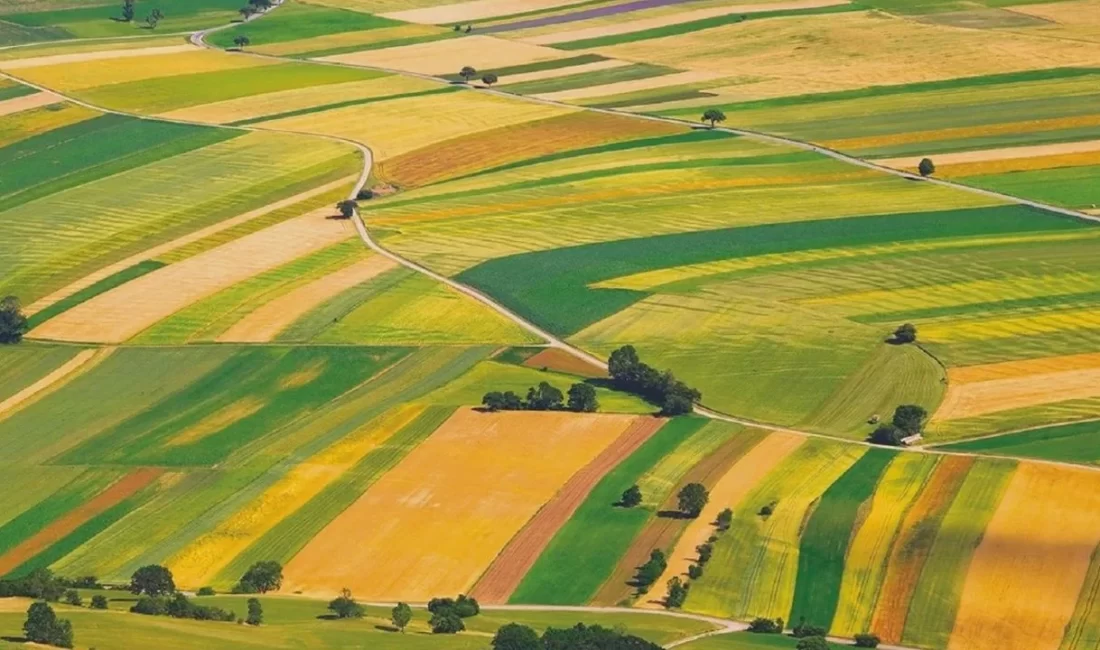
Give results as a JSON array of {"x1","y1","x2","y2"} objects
[{"x1": 0, "y1": 1, "x2": 1098, "y2": 650}]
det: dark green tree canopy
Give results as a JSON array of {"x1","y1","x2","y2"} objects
[
  {"x1": 567, "y1": 383, "x2": 599, "y2": 413},
  {"x1": 130, "y1": 565, "x2": 175, "y2": 596},
  {"x1": 892, "y1": 323, "x2": 917, "y2": 344},
  {"x1": 328, "y1": 588, "x2": 365, "y2": 619},
  {"x1": 23, "y1": 602, "x2": 73, "y2": 648},
  {"x1": 892, "y1": 404, "x2": 928, "y2": 435},
  {"x1": 620, "y1": 484, "x2": 642, "y2": 508},
  {"x1": 391, "y1": 602, "x2": 413, "y2": 632},
  {"x1": 702, "y1": 109, "x2": 727, "y2": 127},
  {"x1": 918, "y1": 157, "x2": 936, "y2": 177},
  {"x1": 0, "y1": 295, "x2": 28, "y2": 344},
  {"x1": 677, "y1": 483, "x2": 709, "y2": 518},
  {"x1": 492, "y1": 622, "x2": 541, "y2": 650},
  {"x1": 236, "y1": 560, "x2": 283, "y2": 594}
]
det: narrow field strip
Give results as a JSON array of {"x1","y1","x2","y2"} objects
[
  {"x1": 1061, "y1": 544, "x2": 1100, "y2": 650},
  {"x1": 0, "y1": 468, "x2": 162, "y2": 577},
  {"x1": 937, "y1": 419, "x2": 1100, "y2": 466},
  {"x1": 0, "y1": 89, "x2": 58, "y2": 116},
  {"x1": 0, "y1": 44, "x2": 195, "y2": 70},
  {"x1": 0, "y1": 348, "x2": 107, "y2": 422},
  {"x1": 948, "y1": 463, "x2": 1100, "y2": 650},
  {"x1": 283, "y1": 409, "x2": 637, "y2": 600},
  {"x1": 216, "y1": 255, "x2": 399, "y2": 342},
  {"x1": 522, "y1": 347, "x2": 607, "y2": 377},
  {"x1": 641, "y1": 431, "x2": 804, "y2": 609},
  {"x1": 30, "y1": 208, "x2": 355, "y2": 343},
  {"x1": 25, "y1": 262, "x2": 165, "y2": 330},
  {"x1": 25, "y1": 175, "x2": 356, "y2": 316},
  {"x1": 381, "y1": 0, "x2": 595, "y2": 24},
  {"x1": 533, "y1": 71, "x2": 719, "y2": 102},
  {"x1": 935, "y1": 365, "x2": 1100, "y2": 421},
  {"x1": 320, "y1": 35, "x2": 569, "y2": 76},
  {"x1": 875, "y1": 139, "x2": 1100, "y2": 170},
  {"x1": 498, "y1": 59, "x2": 632, "y2": 86},
  {"x1": 470, "y1": 416, "x2": 667, "y2": 604}
]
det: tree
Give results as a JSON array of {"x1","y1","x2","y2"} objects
[
  {"x1": 250, "y1": 0, "x2": 273, "y2": 8},
  {"x1": 236, "y1": 561, "x2": 282, "y2": 594},
  {"x1": 687, "y1": 564, "x2": 703, "y2": 580},
  {"x1": 747, "y1": 617, "x2": 783, "y2": 634},
  {"x1": 23, "y1": 602, "x2": 73, "y2": 648},
  {"x1": 665, "y1": 576, "x2": 688, "y2": 609},
  {"x1": 336, "y1": 200, "x2": 357, "y2": 219},
  {"x1": 869, "y1": 424, "x2": 902, "y2": 446},
  {"x1": 792, "y1": 618, "x2": 826, "y2": 638},
  {"x1": 892, "y1": 322, "x2": 917, "y2": 344},
  {"x1": 795, "y1": 636, "x2": 830, "y2": 650},
  {"x1": 430, "y1": 612, "x2": 465, "y2": 634},
  {"x1": 716, "y1": 507, "x2": 733, "y2": 531},
  {"x1": 122, "y1": 0, "x2": 135, "y2": 21},
  {"x1": 239, "y1": 5, "x2": 255, "y2": 19},
  {"x1": 130, "y1": 565, "x2": 175, "y2": 596},
  {"x1": 492, "y1": 622, "x2": 540, "y2": 650},
  {"x1": 328, "y1": 588, "x2": 364, "y2": 619},
  {"x1": 64, "y1": 589, "x2": 82, "y2": 606},
  {"x1": 634, "y1": 549, "x2": 667, "y2": 589},
  {"x1": 234, "y1": 35, "x2": 251, "y2": 49},
  {"x1": 197, "y1": 586, "x2": 216, "y2": 596},
  {"x1": 90, "y1": 595, "x2": 108, "y2": 610},
  {"x1": 567, "y1": 382, "x2": 599, "y2": 412},
  {"x1": 525, "y1": 381, "x2": 564, "y2": 410},
  {"x1": 0, "y1": 296, "x2": 28, "y2": 344},
  {"x1": 701, "y1": 109, "x2": 726, "y2": 128},
  {"x1": 146, "y1": 8, "x2": 164, "y2": 28},
  {"x1": 892, "y1": 404, "x2": 927, "y2": 436},
  {"x1": 677, "y1": 483, "x2": 709, "y2": 518},
  {"x1": 918, "y1": 157, "x2": 935, "y2": 177},
  {"x1": 459, "y1": 66, "x2": 477, "y2": 83},
  {"x1": 661, "y1": 392, "x2": 694, "y2": 416},
  {"x1": 854, "y1": 633, "x2": 881, "y2": 648},
  {"x1": 481, "y1": 73, "x2": 498, "y2": 87},
  {"x1": 389, "y1": 602, "x2": 412, "y2": 632},
  {"x1": 620, "y1": 484, "x2": 642, "y2": 508},
  {"x1": 482, "y1": 390, "x2": 524, "y2": 411},
  {"x1": 695, "y1": 542, "x2": 713, "y2": 565},
  {"x1": 243, "y1": 598, "x2": 262, "y2": 625}
]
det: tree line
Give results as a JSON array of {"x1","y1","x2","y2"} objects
[
  {"x1": 608, "y1": 345, "x2": 701, "y2": 415},
  {"x1": 483, "y1": 381, "x2": 598, "y2": 413},
  {"x1": 492, "y1": 622, "x2": 663, "y2": 650}
]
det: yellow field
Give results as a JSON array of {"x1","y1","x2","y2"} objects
[
  {"x1": 0, "y1": 44, "x2": 195, "y2": 71},
  {"x1": 262, "y1": 90, "x2": 572, "y2": 160},
  {"x1": 597, "y1": 11, "x2": 1100, "y2": 98},
  {"x1": 8, "y1": 49, "x2": 274, "y2": 92},
  {"x1": 30, "y1": 207, "x2": 355, "y2": 344},
  {"x1": 320, "y1": 35, "x2": 568, "y2": 76},
  {"x1": 919, "y1": 306, "x2": 1100, "y2": 344},
  {"x1": 169, "y1": 405, "x2": 427, "y2": 588},
  {"x1": 380, "y1": 0, "x2": 593, "y2": 24},
  {"x1": 0, "y1": 101, "x2": 98, "y2": 148},
  {"x1": 536, "y1": 71, "x2": 720, "y2": 102},
  {"x1": 831, "y1": 454, "x2": 939, "y2": 636},
  {"x1": 0, "y1": 35, "x2": 185, "y2": 62},
  {"x1": 642, "y1": 431, "x2": 805, "y2": 608},
  {"x1": 282, "y1": 409, "x2": 639, "y2": 600},
  {"x1": 498, "y1": 59, "x2": 632, "y2": 86},
  {"x1": 827, "y1": 114, "x2": 1100, "y2": 152},
  {"x1": 160, "y1": 76, "x2": 438, "y2": 124},
  {"x1": 948, "y1": 462, "x2": 1100, "y2": 650}
]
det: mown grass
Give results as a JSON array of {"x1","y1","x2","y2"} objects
[
  {"x1": 6, "y1": 0, "x2": 241, "y2": 39},
  {"x1": 508, "y1": 417, "x2": 685, "y2": 605},
  {"x1": 789, "y1": 448, "x2": 896, "y2": 628},
  {"x1": 677, "y1": 632, "x2": 846, "y2": 649},
  {"x1": 0, "y1": 344, "x2": 82, "y2": 404},
  {"x1": 208, "y1": 1, "x2": 399, "y2": 49},
  {"x1": 233, "y1": 86, "x2": 457, "y2": 126},
  {"x1": 440, "y1": 54, "x2": 607, "y2": 81},
  {"x1": 504, "y1": 63, "x2": 678, "y2": 96},
  {"x1": 967, "y1": 164, "x2": 1100, "y2": 209},
  {"x1": 936, "y1": 420, "x2": 1100, "y2": 465}
]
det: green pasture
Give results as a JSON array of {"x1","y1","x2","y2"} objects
[
  {"x1": 902, "y1": 458, "x2": 1016, "y2": 648},
  {"x1": 678, "y1": 632, "x2": 846, "y2": 649},
  {"x1": 936, "y1": 420, "x2": 1100, "y2": 465},
  {"x1": 789, "y1": 449, "x2": 896, "y2": 628},
  {"x1": 509, "y1": 417, "x2": 689, "y2": 605},
  {"x1": 0, "y1": 466, "x2": 85, "y2": 530},
  {"x1": 0, "y1": 344, "x2": 83, "y2": 404},
  {"x1": 967, "y1": 165, "x2": 1100, "y2": 209},
  {"x1": 2, "y1": 0, "x2": 241, "y2": 41},
  {"x1": 208, "y1": 1, "x2": 399, "y2": 49}
]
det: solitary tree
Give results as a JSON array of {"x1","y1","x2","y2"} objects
[
  {"x1": 336, "y1": 200, "x2": 357, "y2": 219},
  {"x1": 492, "y1": 623, "x2": 540, "y2": 650},
  {"x1": 459, "y1": 66, "x2": 477, "y2": 83},
  {"x1": 892, "y1": 322, "x2": 917, "y2": 344},
  {"x1": 90, "y1": 595, "x2": 108, "y2": 610},
  {"x1": 130, "y1": 565, "x2": 175, "y2": 596},
  {"x1": 246, "y1": 598, "x2": 263, "y2": 625},
  {"x1": 854, "y1": 633, "x2": 881, "y2": 648},
  {"x1": 234, "y1": 35, "x2": 251, "y2": 49},
  {"x1": 892, "y1": 404, "x2": 928, "y2": 436},
  {"x1": 236, "y1": 561, "x2": 282, "y2": 594},
  {"x1": 391, "y1": 602, "x2": 412, "y2": 633},
  {"x1": 677, "y1": 483, "x2": 709, "y2": 518},
  {"x1": 918, "y1": 157, "x2": 936, "y2": 177},
  {"x1": 715, "y1": 507, "x2": 733, "y2": 531},
  {"x1": 567, "y1": 382, "x2": 599, "y2": 412},
  {"x1": 23, "y1": 602, "x2": 73, "y2": 648},
  {"x1": 146, "y1": 8, "x2": 164, "y2": 29},
  {"x1": 239, "y1": 5, "x2": 255, "y2": 20},
  {"x1": 665, "y1": 577, "x2": 688, "y2": 609},
  {"x1": 328, "y1": 588, "x2": 364, "y2": 619},
  {"x1": 121, "y1": 0, "x2": 135, "y2": 21},
  {"x1": 620, "y1": 484, "x2": 642, "y2": 508},
  {"x1": 0, "y1": 296, "x2": 28, "y2": 344},
  {"x1": 702, "y1": 109, "x2": 726, "y2": 128},
  {"x1": 481, "y1": 73, "x2": 498, "y2": 87}
]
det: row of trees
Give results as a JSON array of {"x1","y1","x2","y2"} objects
[
  {"x1": 119, "y1": 1, "x2": 164, "y2": 28},
  {"x1": 458, "y1": 66, "x2": 498, "y2": 87},
  {"x1": 607, "y1": 345, "x2": 701, "y2": 415},
  {"x1": 239, "y1": 0, "x2": 273, "y2": 20},
  {"x1": 493, "y1": 622, "x2": 663, "y2": 650},
  {"x1": 482, "y1": 381, "x2": 599, "y2": 413},
  {"x1": 328, "y1": 590, "x2": 480, "y2": 635},
  {"x1": 620, "y1": 483, "x2": 708, "y2": 518},
  {"x1": 748, "y1": 616, "x2": 880, "y2": 648}
]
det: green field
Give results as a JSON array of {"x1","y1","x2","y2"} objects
[
  {"x1": 208, "y1": 2, "x2": 399, "y2": 49},
  {"x1": 0, "y1": 0, "x2": 240, "y2": 43},
  {"x1": 935, "y1": 420, "x2": 1100, "y2": 465}
]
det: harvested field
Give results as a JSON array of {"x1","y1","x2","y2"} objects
[
  {"x1": 499, "y1": 59, "x2": 632, "y2": 85},
  {"x1": 948, "y1": 463, "x2": 1100, "y2": 650},
  {"x1": 869, "y1": 456, "x2": 973, "y2": 643},
  {"x1": 0, "y1": 44, "x2": 194, "y2": 70},
  {"x1": 936, "y1": 363, "x2": 1100, "y2": 421},
  {"x1": 255, "y1": 23, "x2": 449, "y2": 57},
  {"x1": 0, "y1": 348, "x2": 107, "y2": 421},
  {"x1": 534, "y1": 71, "x2": 718, "y2": 102},
  {"x1": 643, "y1": 431, "x2": 804, "y2": 608},
  {"x1": 217, "y1": 256, "x2": 399, "y2": 343},
  {"x1": 0, "y1": 468, "x2": 161, "y2": 577},
  {"x1": 0, "y1": 90, "x2": 59, "y2": 116},
  {"x1": 30, "y1": 208, "x2": 354, "y2": 343},
  {"x1": 522, "y1": 347, "x2": 607, "y2": 378},
  {"x1": 470, "y1": 417, "x2": 665, "y2": 603},
  {"x1": 949, "y1": 351, "x2": 1100, "y2": 384},
  {"x1": 283, "y1": 409, "x2": 638, "y2": 600},
  {"x1": 381, "y1": 0, "x2": 594, "y2": 24},
  {"x1": 320, "y1": 35, "x2": 568, "y2": 76},
  {"x1": 875, "y1": 139, "x2": 1100, "y2": 170}
]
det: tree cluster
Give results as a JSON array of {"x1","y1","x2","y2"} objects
[
  {"x1": 492, "y1": 622, "x2": 664, "y2": 650},
  {"x1": 23, "y1": 602, "x2": 73, "y2": 648},
  {"x1": 747, "y1": 617, "x2": 784, "y2": 634},
  {"x1": 633, "y1": 549, "x2": 667, "y2": 592},
  {"x1": 427, "y1": 594, "x2": 479, "y2": 634},
  {"x1": 328, "y1": 588, "x2": 365, "y2": 619},
  {"x1": 796, "y1": 637, "x2": 830, "y2": 650},
  {"x1": 233, "y1": 560, "x2": 283, "y2": 594},
  {"x1": 891, "y1": 323, "x2": 917, "y2": 344},
  {"x1": 0, "y1": 296, "x2": 27, "y2": 344},
  {"x1": 677, "y1": 483, "x2": 709, "y2": 518},
  {"x1": 131, "y1": 592, "x2": 236, "y2": 621},
  {"x1": 854, "y1": 633, "x2": 881, "y2": 648},
  {"x1": 792, "y1": 617, "x2": 826, "y2": 638},
  {"x1": 482, "y1": 381, "x2": 598, "y2": 413},
  {"x1": 239, "y1": 0, "x2": 272, "y2": 20},
  {"x1": 665, "y1": 576, "x2": 688, "y2": 609},
  {"x1": 0, "y1": 568, "x2": 98, "y2": 601},
  {"x1": 869, "y1": 404, "x2": 928, "y2": 446},
  {"x1": 607, "y1": 346, "x2": 700, "y2": 415}
]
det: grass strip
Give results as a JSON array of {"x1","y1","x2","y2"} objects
[
  {"x1": 231, "y1": 86, "x2": 459, "y2": 126},
  {"x1": 504, "y1": 63, "x2": 678, "y2": 95},
  {"x1": 208, "y1": 3, "x2": 400, "y2": 48},
  {"x1": 934, "y1": 420, "x2": 1100, "y2": 466},
  {"x1": 439, "y1": 53, "x2": 607, "y2": 81},
  {"x1": 296, "y1": 30, "x2": 459, "y2": 59},
  {"x1": 589, "y1": 89, "x2": 716, "y2": 109},
  {"x1": 556, "y1": 3, "x2": 863, "y2": 50},
  {"x1": 0, "y1": 470, "x2": 119, "y2": 560},
  {"x1": 26, "y1": 260, "x2": 165, "y2": 330},
  {"x1": 0, "y1": 84, "x2": 36, "y2": 102}
]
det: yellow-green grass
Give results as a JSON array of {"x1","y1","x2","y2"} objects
[
  {"x1": 311, "y1": 271, "x2": 541, "y2": 345},
  {"x1": 634, "y1": 418, "x2": 740, "y2": 507},
  {"x1": 685, "y1": 439, "x2": 865, "y2": 620},
  {"x1": 830, "y1": 453, "x2": 939, "y2": 636},
  {"x1": 0, "y1": 35, "x2": 186, "y2": 61},
  {"x1": 0, "y1": 593, "x2": 714, "y2": 650},
  {"x1": 0, "y1": 101, "x2": 97, "y2": 149},
  {"x1": 253, "y1": 23, "x2": 449, "y2": 57},
  {"x1": 677, "y1": 632, "x2": 847, "y2": 650},
  {"x1": 935, "y1": 419, "x2": 1100, "y2": 466},
  {"x1": 0, "y1": 465, "x2": 86, "y2": 529},
  {"x1": 418, "y1": 359, "x2": 652, "y2": 414},
  {"x1": 1062, "y1": 543, "x2": 1100, "y2": 650},
  {"x1": 0, "y1": 344, "x2": 83, "y2": 406},
  {"x1": 901, "y1": 458, "x2": 1016, "y2": 648},
  {"x1": 1, "y1": 0, "x2": 245, "y2": 40},
  {"x1": 929, "y1": 398, "x2": 1100, "y2": 443},
  {"x1": 206, "y1": 1, "x2": 401, "y2": 50},
  {"x1": 0, "y1": 130, "x2": 359, "y2": 304},
  {"x1": 131, "y1": 239, "x2": 369, "y2": 344}
]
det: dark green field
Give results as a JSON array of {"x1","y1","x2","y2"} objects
[{"x1": 936, "y1": 420, "x2": 1100, "y2": 465}]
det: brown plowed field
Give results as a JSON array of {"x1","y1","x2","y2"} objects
[
  {"x1": 590, "y1": 431, "x2": 765, "y2": 606},
  {"x1": 523, "y1": 347, "x2": 608, "y2": 378},
  {"x1": 0, "y1": 468, "x2": 162, "y2": 576},
  {"x1": 469, "y1": 416, "x2": 667, "y2": 603}
]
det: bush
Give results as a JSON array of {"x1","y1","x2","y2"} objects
[
  {"x1": 796, "y1": 636, "x2": 830, "y2": 650},
  {"x1": 90, "y1": 595, "x2": 108, "y2": 610},
  {"x1": 428, "y1": 594, "x2": 479, "y2": 618},
  {"x1": 131, "y1": 593, "x2": 234, "y2": 622},
  {"x1": 246, "y1": 598, "x2": 263, "y2": 626},
  {"x1": 328, "y1": 589, "x2": 364, "y2": 619},
  {"x1": 23, "y1": 602, "x2": 73, "y2": 648},
  {"x1": 64, "y1": 590, "x2": 82, "y2": 606},
  {"x1": 891, "y1": 323, "x2": 917, "y2": 344},
  {"x1": 747, "y1": 617, "x2": 783, "y2": 634},
  {"x1": 716, "y1": 507, "x2": 733, "y2": 531},
  {"x1": 634, "y1": 550, "x2": 667, "y2": 589},
  {"x1": 542, "y1": 623, "x2": 662, "y2": 650},
  {"x1": 677, "y1": 483, "x2": 709, "y2": 518},
  {"x1": 665, "y1": 577, "x2": 688, "y2": 609},
  {"x1": 430, "y1": 612, "x2": 465, "y2": 634},
  {"x1": 792, "y1": 619, "x2": 826, "y2": 638},
  {"x1": 687, "y1": 564, "x2": 703, "y2": 580},
  {"x1": 0, "y1": 296, "x2": 28, "y2": 345},
  {"x1": 695, "y1": 543, "x2": 713, "y2": 565},
  {"x1": 854, "y1": 633, "x2": 881, "y2": 648},
  {"x1": 492, "y1": 623, "x2": 540, "y2": 650},
  {"x1": 197, "y1": 586, "x2": 216, "y2": 596}
]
